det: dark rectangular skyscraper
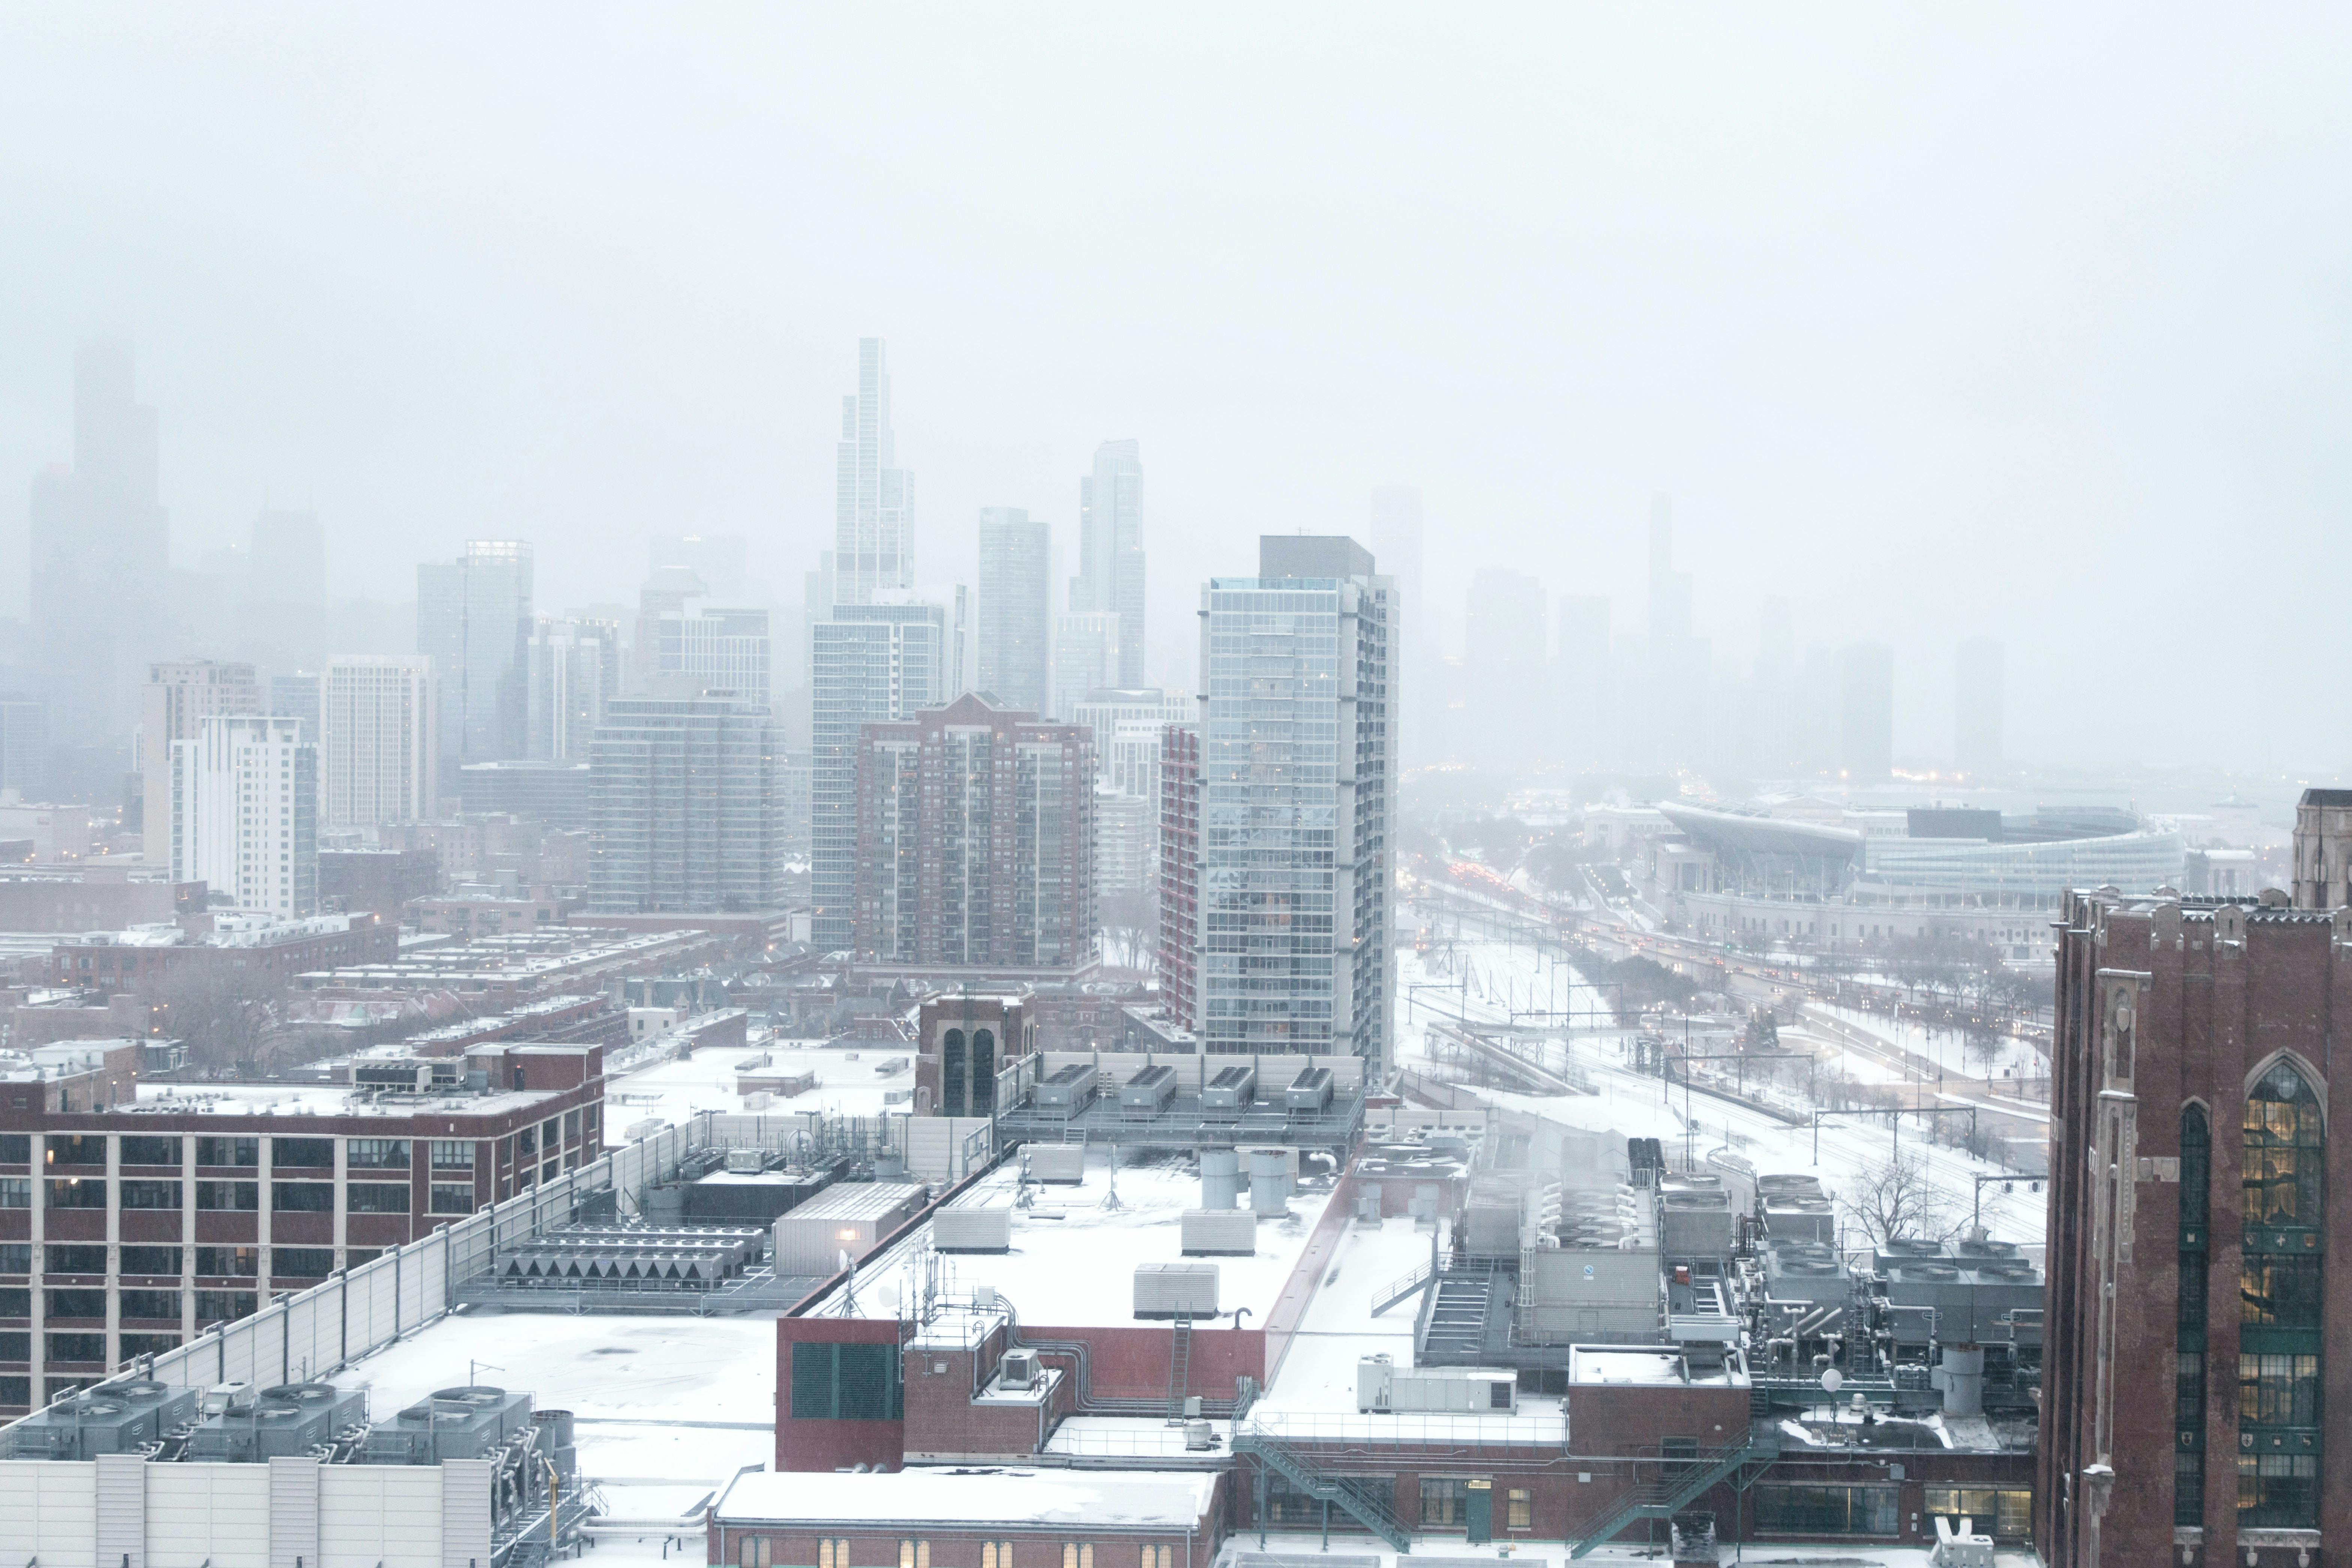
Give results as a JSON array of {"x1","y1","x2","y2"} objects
[
  {"x1": 29, "y1": 342, "x2": 170, "y2": 750},
  {"x1": 976, "y1": 507, "x2": 1051, "y2": 714},
  {"x1": 417, "y1": 540, "x2": 533, "y2": 787},
  {"x1": 1839, "y1": 641, "x2": 1895, "y2": 779},
  {"x1": 1071, "y1": 440, "x2": 1145, "y2": 687},
  {"x1": 1956, "y1": 637, "x2": 2004, "y2": 777}
]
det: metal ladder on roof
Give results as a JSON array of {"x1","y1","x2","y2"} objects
[{"x1": 1168, "y1": 1313, "x2": 1193, "y2": 1416}]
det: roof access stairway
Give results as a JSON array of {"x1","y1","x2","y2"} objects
[
  {"x1": 1232, "y1": 1428, "x2": 1413, "y2": 1552},
  {"x1": 1566, "y1": 1435, "x2": 1780, "y2": 1559}
]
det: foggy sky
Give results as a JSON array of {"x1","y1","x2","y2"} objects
[{"x1": 3, "y1": 5, "x2": 2348, "y2": 772}]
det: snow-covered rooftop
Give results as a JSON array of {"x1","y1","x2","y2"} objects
[{"x1": 717, "y1": 1468, "x2": 1215, "y2": 1528}]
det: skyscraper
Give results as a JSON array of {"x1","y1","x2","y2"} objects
[
  {"x1": 321, "y1": 657, "x2": 437, "y2": 830},
  {"x1": 139, "y1": 661, "x2": 262, "y2": 861},
  {"x1": 834, "y1": 338, "x2": 915, "y2": 605},
  {"x1": 976, "y1": 508, "x2": 1051, "y2": 714},
  {"x1": 416, "y1": 541, "x2": 533, "y2": 786},
  {"x1": 527, "y1": 616, "x2": 621, "y2": 762},
  {"x1": 269, "y1": 672, "x2": 322, "y2": 740},
  {"x1": 853, "y1": 692, "x2": 1095, "y2": 975},
  {"x1": 1190, "y1": 537, "x2": 1395, "y2": 1067},
  {"x1": 0, "y1": 700, "x2": 45, "y2": 798},
  {"x1": 1053, "y1": 611, "x2": 1122, "y2": 719},
  {"x1": 588, "y1": 695, "x2": 790, "y2": 914},
  {"x1": 30, "y1": 342, "x2": 171, "y2": 751},
  {"x1": 1553, "y1": 596, "x2": 1611, "y2": 768},
  {"x1": 810, "y1": 601, "x2": 947, "y2": 948},
  {"x1": 1368, "y1": 487, "x2": 1427, "y2": 762},
  {"x1": 239, "y1": 508, "x2": 327, "y2": 680},
  {"x1": 654, "y1": 606, "x2": 770, "y2": 705},
  {"x1": 1643, "y1": 494, "x2": 1709, "y2": 768},
  {"x1": 169, "y1": 715, "x2": 317, "y2": 916},
  {"x1": 1955, "y1": 637, "x2": 2005, "y2": 777},
  {"x1": 1157, "y1": 722, "x2": 1202, "y2": 1030},
  {"x1": 1071, "y1": 441, "x2": 1145, "y2": 686},
  {"x1": 1839, "y1": 642, "x2": 1895, "y2": 779},
  {"x1": 1067, "y1": 689, "x2": 1193, "y2": 799},
  {"x1": 1463, "y1": 568, "x2": 1547, "y2": 769}
]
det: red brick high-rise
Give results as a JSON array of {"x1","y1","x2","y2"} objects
[
  {"x1": 2040, "y1": 790, "x2": 2352, "y2": 1567},
  {"x1": 1156, "y1": 721, "x2": 1200, "y2": 1030}
]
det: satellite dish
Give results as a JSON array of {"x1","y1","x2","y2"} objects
[{"x1": 1821, "y1": 1368, "x2": 1844, "y2": 1395}]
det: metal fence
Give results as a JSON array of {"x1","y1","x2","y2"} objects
[{"x1": 0, "y1": 1112, "x2": 747, "y2": 1426}]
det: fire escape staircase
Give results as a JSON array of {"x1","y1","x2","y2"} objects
[
  {"x1": 1231, "y1": 1429, "x2": 1414, "y2": 1553},
  {"x1": 1566, "y1": 1436, "x2": 1780, "y2": 1559}
]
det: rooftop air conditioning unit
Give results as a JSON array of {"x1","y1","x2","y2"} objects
[{"x1": 999, "y1": 1350, "x2": 1040, "y2": 1390}]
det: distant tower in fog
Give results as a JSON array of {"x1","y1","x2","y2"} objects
[
  {"x1": 1552, "y1": 596, "x2": 1610, "y2": 767},
  {"x1": 1071, "y1": 441, "x2": 1146, "y2": 687},
  {"x1": 977, "y1": 508, "x2": 1051, "y2": 714},
  {"x1": 1464, "y1": 568, "x2": 1547, "y2": 769},
  {"x1": 1839, "y1": 643, "x2": 1895, "y2": 780},
  {"x1": 1955, "y1": 638, "x2": 2004, "y2": 777},
  {"x1": 835, "y1": 339, "x2": 915, "y2": 605}
]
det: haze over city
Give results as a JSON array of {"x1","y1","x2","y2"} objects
[{"x1": 5, "y1": 6, "x2": 2349, "y2": 771}]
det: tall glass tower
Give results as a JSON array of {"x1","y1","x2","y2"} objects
[
  {"x1": 1190, "y1": 537, "x2": 1395, "y2": 1071},
  {"x1": 810, "y1": 601, "x2": 947, "y2": 949},
  {"x1": 834, "y1": 338, "x2": 915, "y2": 605},
  {"x1": 416, "y1": 540, "x2": 533, "y2": 788}
]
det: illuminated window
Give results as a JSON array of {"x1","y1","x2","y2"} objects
[
  {"x1": 1506, "y1": 1490, "x2": 1532, "y2": 1530},
  {"x1": 818, "y1": 1540, "x2": 848, "y2": 1568},
  {"x1": 1062, "y1": 1547, "x2": 1093, "y2": 1568},
  {"x1": 898, "y1": 1543, "x2": 928, "y2": 1568}
]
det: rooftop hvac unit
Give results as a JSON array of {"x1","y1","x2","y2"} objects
[
  {"x1": 1180, "y1": 1209, "x2": 1256, "y2": 1256},
  {"x1": 934, "y1": 1206, "x2": 1013, "y2": 1253},
  {"x1": 187, "y1": 1382, "x2": 368, "y2": 1463},
  {"x1": 353, "y1": 1060, "x2": 435, "y2": 1092},
  {"x1": 1027, "y1": 1144, "x2": 1086, "y2": 1184},
  {"x1": 724, "y1": 1148, "x2": 769, "y2": 1173},
  {"x1": 1120, "y1": 1064, "x2": 1179, "y2": 1112},
  {"x1": 1202, "y1": 1066, "x2": 1257, "y2": 1113},
  {"x1": 1198, "y1": 1148, "x2": 1240, "y2": 1210},
  {"x1": 361, "y1": 1384, "x2": 536, "y2": 1464},
  {"x1": 1356, "y1": 1355, "x2": 1518, "y2": 1414},
  {"x1": 1184, "y1": 1420, "x2": 1215, "y2": 1451},
  {"x1": 1284, "y1": 1067, "x2": 1333, "y2": 1113},
  {"x1": 1134, "y1": 1262, "x2": 1219, "y2": 1320},
  {"x1": 1035, "y1": 1063, "x2": 1098, "y2": 1110},
  {"x1": 998, "y1": 1349, "x2": 1040, "y2": 1390},
  {"x1": 9, "y1": 1380, "x2": 199, "y2": 1460}
]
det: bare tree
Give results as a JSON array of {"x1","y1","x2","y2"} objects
[
  {"x1": 1098, "y1": 886, "x2": 1158, "y2": 975},
  {"x1": 1844, "y1": 1150, "x2": 1961, "y2": 1247},
  {"x1": 146, "y1": 964, "x2": 283, "y2": 1075}
]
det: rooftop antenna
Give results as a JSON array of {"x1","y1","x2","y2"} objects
[{"x1": 1103, "y1": 1145, "x2": 1122, "y2": 1212}]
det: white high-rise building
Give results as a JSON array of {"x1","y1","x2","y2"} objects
[
  {"x1": 810, "y1": 600, "x2": 947, "y2": 949},
  {"x1": 654, "y1": 606, "x2": 769, "y2": 706},
  {"x1": 1067, "y1": 688, "x2": 1195, "y2": 798},
  {"x1": 527, "y1": 616, "x2": 620, "y2": 762},
  {"x1": 834, "y1": 338, "x2": 915, "y2": 605},
  {"x1": 169, "y1": 714, "x2": 318, "y2": 916},
  {"x1": 1053, "y1": 611, "x2": 1122, "y2": 719},
  {"x1": 1071, "y1": 440, "x2": 1146, "y2": 687},
  {"x1": 1190, "y1": 537, "x2": 1395, "y2": 1069},
  {"x1": 321, "y1": 658, "x2": 437, "y2": 830},
  {"x1": 139, "y1": 660, "x2": 262, "y2": 863}
]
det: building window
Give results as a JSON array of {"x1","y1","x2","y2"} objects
[
  {"x1": 1420, "y1": 1477, "x2": 1467, "y2": 1526},
  {"x1": 345, "y1": 1183, "x2": 412, "y2": 1214},
  {"x1": 272, "y1": 1248, "x2": 335, "y2": 1279},
  {"x1": 788, "y1": 1340, "x2": 902, "y2": 1420},
  {"x1": 817, "y1": 1541, "x2": 849, "y2": 1568},
  {"x1": 197, "y1": 1182, "x2": 259, "y2": 1212},
  {"x1": 118, "y1": 1136, "x2": 179, "y2": 1166},
  {"x1": 739, "y1": 1539, "x2": 770, "y2": 1568},
  {"x1": 46, "y1": 1290, "x2": 106, "y2": 1319},
  {"x1": 44, "y1": 1178, "x2": 106, "y2": 1209},
  {"x1": 121, "y1": 1247, "x2": 181, "y2": 1276},
  {"x1": 194, "y1": 1291, "x2": 257, "y2": 1325},
  {"x1": 1506, "y1": 1489, "x2": 1532, "y2": 1530},
  {"x1": 195, "y1": 1138, "x2": 258, "y2": 1168},
  {"x1": 2177, "y1": 1100, "x2": 2211, "y2": 1517},
  {"x1": 347, "y1": 1139, "x2": 411, "y2": 1170},
  {"x1": 45, "y1": 1333, "x2": 106, "y2": 1365},
  {"x1": 118, "y1": 1333, "x2": 179, "y2": 1359},
  {"x1": 0, "y1": 1179, "x2": 28, "y2": 1209},
  {"x1": 1753, "y1": 1485, "x2": 1900, "y2": 1535},
  {"x1": 899, "y1": 1542, "x2": 929, "y2": 1568},
  {"x1": 272, "y1": 1138, "x2": 334, "y2": 1170},
  {"x1": 1142, "y1": 1550, "x2": 1171, "y2": 1568},
  {"x1": 272, "y1": 1182, "x2": 335, "y2": 1212},
  {"x1": 430, "y1": 1141, "x2": 475, "y2": 1170},
  {"x1": 195, "y1": 1247, "x2": 259, "y2": 1277},
  {"x1": 1923, "y1": 1489, "x2": 2031, "y2": 1538},
  {"x1": 0, "y1": 1135, "x2": 27, "y2": 1164},
  {"x1": 120, "y1": 1179, "x2": 182, "y2": 1210},
  {"x1": 0, "y1": 1333, "x2": 27, "y2": 1362},
  {"x1": 45, "y1": 1136, "x2": 104, "y2": 1166},
  {"x1": 1061, "y1": 1548, "x2": 1092, "y2": 1568},
  {"x1": 2238, "y1": 1063, "x2": 2324, "y2": 1529},
  {"x1": 118, "y1": 1290, "x2": 180, "y2": 1321},
  {"x1": 45, "y1": 1245, "x2": 105, "y2": 1274},
  {"x1": 430, "y1": 1184, "x2": 476, "y2": 1215}
]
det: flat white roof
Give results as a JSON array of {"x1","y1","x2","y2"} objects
[
  {"x1": 835, "y1": 1159, "x2": 1337, "y2": 1330},
  {"x1": 719, "y1": 1468, "x2": 1215, "y2": 1528}
]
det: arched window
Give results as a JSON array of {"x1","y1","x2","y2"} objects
[
  {"x1": 2237, "y1": 1064, "x2": 2322, "y2": 1528},
  {"x1": 942, "y1": 1029, "x2": 967, "y2": 1116},
  {"x1": 971, "y1": 1029, "x2": 997, "y2": 1112},
  {"x1": 2175, "y1": 1103, "x2": 2209, "y2": 1527}
]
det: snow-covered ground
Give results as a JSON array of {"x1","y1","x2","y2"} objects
[{"x1": 1396, "y1": 937, "x2": 2047, "y2": 1249}]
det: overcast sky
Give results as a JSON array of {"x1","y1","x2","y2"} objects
[{"x1": 3, "y1": 5, "x2": 2348, "y2": 772}]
